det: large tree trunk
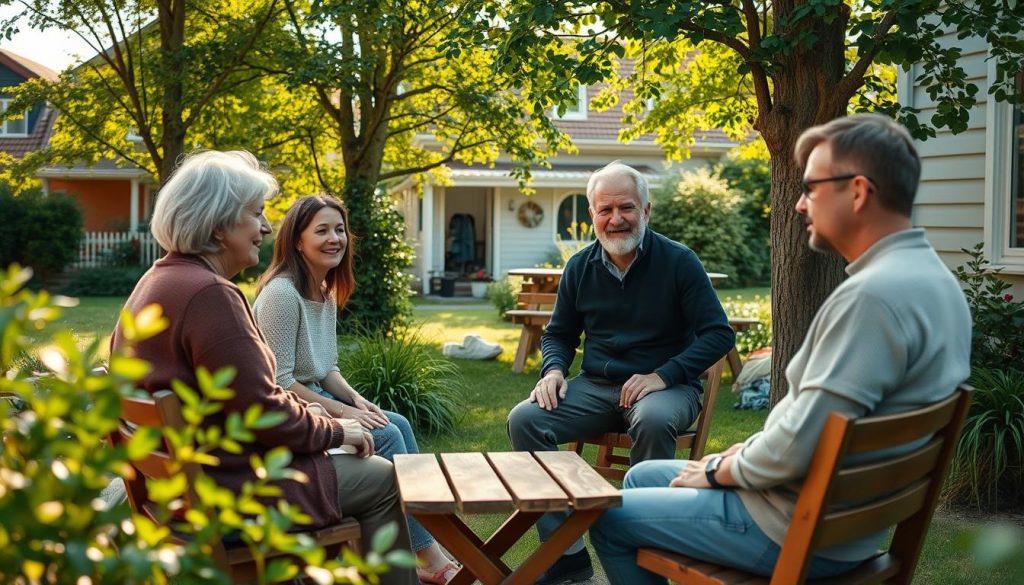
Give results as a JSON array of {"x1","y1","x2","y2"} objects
[
  {"x1": 158, "y1": 0, "x2": 187, "y2": 185},
  {"x1": 757, "y1": 13, "x2": 852, "y2": 405}
]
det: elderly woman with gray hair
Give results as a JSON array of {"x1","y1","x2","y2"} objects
[{"x1": 110, "y1": 150, "x2": 416, "y2": 585}]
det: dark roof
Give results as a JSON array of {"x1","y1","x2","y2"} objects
[
  {"x1": 0, "y1": 105, "x2": 56, "y2": 159},
  {"x1": 0, "y1": 48, "x2": 59, "y2": 81}
]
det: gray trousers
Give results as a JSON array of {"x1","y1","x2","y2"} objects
[
  {"x1": 507, "y1": 375, "x2": 701, "y2": 550},
  {"x1": 331, "y1": 454, "x2": 417, "y2": 585}
]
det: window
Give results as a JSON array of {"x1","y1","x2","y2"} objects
[
  {"x1": 552, "y1": 84, "x2": 588, "y2": 121},
  {"x1": 0, "y1": 99, "x2": 28, "y2": 136},
  {"x1": 1012, "y1": 71, "x2": 1024, "y2": 249},
  {"x1": 556, "y1": 193, "x2": 590, "y2": 240},
  {"x1": 984, "y1": 64, "x2": 1024, "y2": 272}
]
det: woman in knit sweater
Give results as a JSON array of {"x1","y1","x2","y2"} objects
[
  {"x1": 253, "y1": 195, "x2": 458, "y2": 585},
  {"x1": 111, "y1": 152, "x2": 416, "y2": 585}
]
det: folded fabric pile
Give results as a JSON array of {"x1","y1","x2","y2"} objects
[
  {"x1": 442, "y1": 334, "x2": 502, "y2": 360},
  {"x1": 733, "y1": 347, "x2": 772, "y2": 410}
]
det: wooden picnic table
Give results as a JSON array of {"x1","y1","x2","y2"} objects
[{"x1": 394, "y1": 450, "x2": 621, "y2": 585}]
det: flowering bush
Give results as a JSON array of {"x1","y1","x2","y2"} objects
[
  {"x1": 953, "y1": 243, "x2": 1024, "y2": 372},
  {"x1": 720, "y1": 295, "x2": 772, "y2": 356}
]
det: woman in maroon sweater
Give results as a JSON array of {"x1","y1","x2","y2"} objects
[{"x1": 111, "y1": 150, "x2": 415, "y2": 585}]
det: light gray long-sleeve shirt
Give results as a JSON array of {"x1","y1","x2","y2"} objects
[{"x1": 732, "y1": 229, "x2": 971, "y2": 562}]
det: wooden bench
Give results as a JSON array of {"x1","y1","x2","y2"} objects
[
  {"x1": 507, "y1": 291, "x2": 557, "y2": 373},
  {"x1": 394, "y1": 450, "x2": 620, "y2": 585},
  {"x1": 109, "y1": 390, "x2": 361, "y2": 583},
  {"x1": 636, "y1": 384, "x2": 973, "y2": 585}
]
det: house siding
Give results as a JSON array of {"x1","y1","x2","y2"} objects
[
  {"x1": 49, "y1": 179, "x2": 137, "y2": 231},
  {"x1": 903, "y1": 25, "x2": 1023, "y2": 292},
  {"x1": 0, "y1": 67, "x2": 45, "y2": 136}
]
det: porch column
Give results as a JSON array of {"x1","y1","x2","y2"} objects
[
  {"x1": 129, "y1": 178, "x2": 140, "y2": 232},
  {"x1": 421, "y1": 183, "x2": 434, "y2": 295},
  {"x1": 41, "y1": 178, "x2": 50, "y2": 198}
]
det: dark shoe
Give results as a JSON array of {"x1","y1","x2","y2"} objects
[{"x1": 535, "y1": 548, "x2": 593, "y2": 585}]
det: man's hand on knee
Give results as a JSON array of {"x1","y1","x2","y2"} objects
[
  {"x1": 619, "y1": 372, "x2": 667, "y2": 408},
  {"x1": 530, "y1": 369, "x2": 567, "y2": 410}
]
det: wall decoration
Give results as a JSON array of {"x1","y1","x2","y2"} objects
[{"x1": 517, "y1": 200, "x2": 544, "y2": 228}]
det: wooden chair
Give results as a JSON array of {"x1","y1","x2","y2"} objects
[
  {"x1": 567, "y1": 358, "x2": 725, "y2": 480},
  {"x1": 108, "y1": 390, "x2": 361, "y2": 583},
  {"x1": 636, "y1": 384, "x2": 973, "y2": 585}
]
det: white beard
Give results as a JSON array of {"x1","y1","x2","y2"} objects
[{"x1": 597, "y1": 215, "x2": 646, "y2": 257}]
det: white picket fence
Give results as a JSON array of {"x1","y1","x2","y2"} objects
[{"x1": 74, "y1": 231, "x2": 164, "y2": 269}]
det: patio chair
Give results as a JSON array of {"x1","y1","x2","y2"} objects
[
  {"x1": 567, "y1": 358, "x2": 725, "y2": 480},
  {"x1": 108, "y1": 389, "x2": 361, "y2": 583},
  {"x1": 636, "y1": 384, "x2": 973, "y2": 585}
]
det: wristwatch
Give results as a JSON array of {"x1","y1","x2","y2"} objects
[{"x1": 705, "y1": 455, "x2": 725, "y2": 489}]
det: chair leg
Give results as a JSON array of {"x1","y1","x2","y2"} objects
[{"x1": 726, "y1": 347, "x2": 743, "y2": 379}]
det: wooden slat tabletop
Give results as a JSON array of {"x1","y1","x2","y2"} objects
[
  {"x1": 487, "y1": 452, "x2": 570, "y2": 512},
  {"x1": 534, "y1": 451, "x2": 622, "y2": 510},
  {"x1": 394, "y1": 454, "x2": 456, "y2": 514},
  {"x1": 440, "y1": 452, "x2": 515, "y2": 514}
]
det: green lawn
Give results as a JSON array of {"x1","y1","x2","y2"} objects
[{"x1": 52, "y1": 294, "x2": 1023, "y2": 583}]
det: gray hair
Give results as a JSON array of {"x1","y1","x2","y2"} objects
[
  {"x1": 150, "y1": 150, "x2": 279, "y2": 254},
  {"x1": 586, "y1": 160, "x2": 649, "y2": 206},
  {"x1": 794, "y1": 113, "x2": 920, "y2": 217}
]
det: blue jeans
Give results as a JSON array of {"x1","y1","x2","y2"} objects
[
  {"x1": 309, "y1": 385, "x2": 435, "y2": 552},
  {"x1": 508, "y1": 375, "x2": 701, "y2": 555},
  {"x1": 590, "y1": 460, "x2": 862, "y2": 585}
]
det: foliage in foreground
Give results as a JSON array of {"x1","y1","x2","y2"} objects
[
  {"x1": 0, "y1": 264, "x2": 411, "y2": 583},
  {"x1": 339, "y1": 327, "x2": 465, "y2": 435}
]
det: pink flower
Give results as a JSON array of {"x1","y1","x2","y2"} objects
[{"x1": 1005, "y1": 294, "x2": 1014, "y2": 302}]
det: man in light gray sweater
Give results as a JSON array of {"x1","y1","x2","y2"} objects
[{"x1": 589, "y1": 113, "x2": 972, "y2": 584}]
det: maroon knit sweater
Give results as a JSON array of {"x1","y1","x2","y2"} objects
[{"x1": 111, "y1": 253, "x2": 347, "y2": 527}]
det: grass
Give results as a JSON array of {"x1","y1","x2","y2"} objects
[{"x1": 48, "y1": 293, "x2": 1024, "y2": 583}]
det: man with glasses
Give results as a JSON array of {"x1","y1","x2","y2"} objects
[{"x1": 588, "y1": 113, "x2": 972, "y2": 584}]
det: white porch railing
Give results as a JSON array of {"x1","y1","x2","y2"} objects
[{"x1": 74, "y1": 231, "x2": 164, "y2": 269}]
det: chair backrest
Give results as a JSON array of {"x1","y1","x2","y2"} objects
[
  {"x1": 771, "y1": 384, "x2": 973, "y2": 585},
  {"x1": 107, "y1": 390, "x2": 212, "y2": 553}
]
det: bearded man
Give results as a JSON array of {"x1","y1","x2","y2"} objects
[{"x1": 507, "y1": 160, "x2": 735, "y2": 585}]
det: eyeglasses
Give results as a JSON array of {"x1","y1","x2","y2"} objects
[{"x1": 800, "y1": 174, "x2": 877, "y2": 198}]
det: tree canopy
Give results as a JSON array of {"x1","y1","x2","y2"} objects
[{"x1": 492, "y1": 0, "x2": 1024, "y2": 401}]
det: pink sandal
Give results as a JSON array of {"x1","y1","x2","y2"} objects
[{"x1": 416, "y1": 560, "x2": 460, "y2": 585}]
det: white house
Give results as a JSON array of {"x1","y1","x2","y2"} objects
[
  {"x1": 898, "y1": 32, "x2": 1023, "y2": 295},
  {"x1": 391, "y1": 83, "x2": 737, "y2": 294}
]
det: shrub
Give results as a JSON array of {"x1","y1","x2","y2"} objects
[
  {"x1": 63, "y1": 266, "x2": 147, "y2": 296},
  {"x1": 649, "y1": 168, "x2": 753, "y2": 281},
  {"x1": 338, "y1": 327, "x2": 464, "y2": 435},
  {"x1": 947, "y1": 367, "x2": 1024, "y2": 511},
  {"x1": 0, "y1": 263, "x2": 409, "y2": 582},
  {"x1": 720, "y1": 295, "x2": 772, "y2": 355},
  {"x1": 342, "y1": 180, "x2": 414, "y2": 333},
  {"x1": 487, "y1": 275, "x2": 522, "y2": 319},
  {"x1": 715, "y1": 145, "x2": 771, "y2": 286},
  {"x1": 953, "y1": 243, "x2": 1024, "y2": 371},
  {"x1": 0, "y1": 185, "x2": 84, "y2": 283}
]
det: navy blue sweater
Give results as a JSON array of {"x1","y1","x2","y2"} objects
[{"x1": 541, "y1": 229, "x2": 735, "y2": 387}]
